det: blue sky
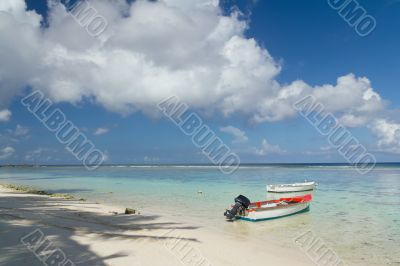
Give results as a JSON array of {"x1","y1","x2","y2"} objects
[{"x1": 0, "y1": 0, "x2": 399, "y2": 164}]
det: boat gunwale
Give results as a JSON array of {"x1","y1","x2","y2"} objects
[
  {"x1": 266, "y1": 188, "x2": 314, "y2": 193},
  {"x1": 267, "y1": 181, "x2": 316, "y2": 188},
  {"x1": 247, "y1": 201, "x2": 310, "y2": 213}
]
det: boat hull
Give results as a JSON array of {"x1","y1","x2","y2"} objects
[
  {"x1": 267, "y1": 182, "x2": 315, "y2": 193},
  {"x1": 237, "y1": 202, "x2": 310, "y2": 222}
]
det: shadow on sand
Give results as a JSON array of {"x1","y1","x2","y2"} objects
[{"x1": 0, "y1": 192, "x2": 200, "y2": 266}]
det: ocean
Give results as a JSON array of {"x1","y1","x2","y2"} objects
[{"x1": 0, "y1": 164, "x2": 399, "y2": 265}]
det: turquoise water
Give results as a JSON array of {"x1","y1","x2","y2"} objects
[{"x1": 0, "y1": 165, "x2": 399, "y2": 265}]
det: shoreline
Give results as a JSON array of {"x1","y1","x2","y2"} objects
[{"x1": 0, "y1": 183, "x2": 313, "y2": 266}]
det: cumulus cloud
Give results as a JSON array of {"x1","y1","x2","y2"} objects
[
  {"x1": 371, "y1": 119, "x2": 400, "y2": 154},
  {"x1": 0, "y1": 0, "x2": 387, "y2": 128},
  {"x1": 24, "y1": 147, "x2": 47, "y2": 161},
  {"x1": 1, "y1": 125, "x2": 29, "y2": 143},
  {"x1": 14, "y1": 124, "x2": 29, "y2": 136},
  {"x1": 220, "y1": 125, "x2": 248, "y2": 143},
  {"x1": 0, "y1": 0, "x2": 41, "y2": 26},
  {"x1": 254, "y1": 139, "x2": 285, "y2": 156},
  {"x1": 253, "y1": 74, "x2": 385, "y2": 124},
  {"x1": 303, "y1": 146, "x2": 335, "y2": 156},
  {"x1": 94, "y1": 127, "x2": 109, "y2": 135},
  {"x1": 0, "y1": 146, "x2": 15, "y2": 159},
  {"x1": 0, "y1": 110, "x2": 11, "y2": 122},
  {"x1": 339, "y1": 114, "x2": 370, "y2": 128}
]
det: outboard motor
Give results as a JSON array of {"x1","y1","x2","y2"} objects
[{"x1": 224, "y1": 195, "x2": 251, "y2": 220}]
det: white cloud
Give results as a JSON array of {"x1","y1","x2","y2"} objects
[
  {"x1": 303, "y1": 146, "x2": 335, "y2": 156},
  {"x1": 102, "y1": 150, "x2": 110, "y2": 162},
  {"x1": 0, "y1": 1, "x2": 42, "y2": 108},
  {"x1": 0, "y1": 109, "x2": 11, "y2": 122},
  {"x1": 94, "y1": 127, "x2": 109, "y2": 135},
  {"x1": 312, "y1": 75, "x2": 385, "y2": 126},
  {"x1": 0, "y1": 0, "x2": 389, "y2": 145},
  {"x1": 24, "y1": 147, "x2": 45, "y2": 161},
  {"x1": 1, "y1": 125, "x2": 29, "y2": 143},
  {"x1": 339, "y1": 114, "x2": 369, "y2": 128},
  {"x1": 320, "y1": 146, "x2": 333, "y2": 151},
  {"x1": 0, "y1": 146, "x2": 15, "y2": 159},
  {"x1": 0, "y1": 0, "x2": 386, "y2": 123},
  {"x1": 254, "y1": 138, "x2": 285, "y2": 156},
  {"x1": 0, "y1": 0, "x2": 41, "y2": 26},
  {"x1": 24, "y1": 147, "x2": 58, "y2": 162},
  {"x1": 220, "y1": 125, "x2": 248, "y2": 143},
  {"x1": 14, "y1": 124, "x2": 29, "y2": 136},
  {"x1": 371, "y1": 119, "x2": 400, "y2": 154},
  {"x1": 253, "y1": 74, "x2": 385, "y2": 124}
]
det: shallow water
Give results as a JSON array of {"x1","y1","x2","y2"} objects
[{"x1": 0, "y1": 164, "x2": 399, "y2": 265}]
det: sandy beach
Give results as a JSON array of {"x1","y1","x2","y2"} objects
[
  {"x1": 0, "y1": 185, "x2": 313, "y2": 266},
  {"x1": 1, "y1": 0, "x2": 398, "y2": 265}
]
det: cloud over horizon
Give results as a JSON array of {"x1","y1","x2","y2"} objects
[
  {"x1": 371, "y1": 119, "x2": 400, "y2": 154},
  {"x1": 254, "y1": 138, "x2": 286, "y2": 156},
  {"x1": 94, "y1": 127, "x2": 110, "y2": 136},
  {"x1": 0, "y1": 0, "x2": 394, "y2": 154},
  {"x1": 0, "y1": 146, "x2": 15, "y2": 160},
  {"x1": 220, "y1": 125, "x2": 248, "y2": 144}
]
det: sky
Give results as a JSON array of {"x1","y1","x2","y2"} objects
[{"x1": 0, "y1": 0, "x2": 399, "y2": 165}]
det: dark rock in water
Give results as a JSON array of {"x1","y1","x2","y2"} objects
[{"x1": 125, "y1": 208, "x2": 136, "y2": 215}]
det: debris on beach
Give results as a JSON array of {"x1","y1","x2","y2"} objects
[
  {"x1": 49, "y1": 193, "x2": 74, "y2": 200},
  {"x1": 2, "y1": 184, "x2": 75, "y2": 200},
  {"x1": 125, "y1": 208, "x2": 137, "y2": 215},
  {"x1": 2, "y1": 184, "x2": 51, "y2": 195}
]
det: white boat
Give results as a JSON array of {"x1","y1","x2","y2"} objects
[
  {"x1": 224, "y1": 195, "x2": 312, "y2": 222},
  {"x1": 267, "y1": 181, "x2": 316, "y2": 193}
]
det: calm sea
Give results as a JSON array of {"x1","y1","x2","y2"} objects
[{"x1": 0, "y1": 164, "x2": 399, "y2": 265}]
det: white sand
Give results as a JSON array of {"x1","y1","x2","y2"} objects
[{"x1": 0, "y1": 185, "x2": 313, "y2": 266}]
